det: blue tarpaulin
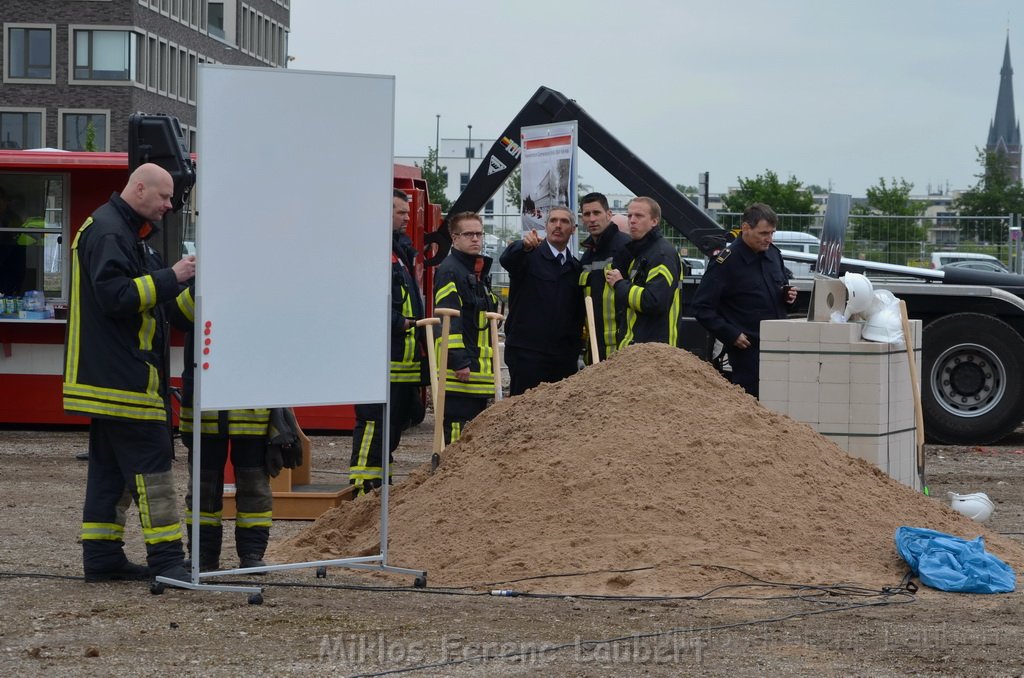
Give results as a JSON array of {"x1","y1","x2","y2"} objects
[{"x1": 895, "y1": 527, "x2": 1016, "y2": 594}]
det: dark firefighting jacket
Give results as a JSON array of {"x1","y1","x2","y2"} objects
[
  {"x1": 579, "y1": 227, "x2": 632, "y2": 362},
  {"x1": 390, "y1": 232, "x2": 426, "y2": 384},
  {"x1": 63, "y1": 193, "x2": 188, "y2": 422},
  {"x1": 611, "y1": 227, "x2": 682, "y2": 348}
]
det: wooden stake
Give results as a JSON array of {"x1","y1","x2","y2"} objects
[
  {"x1": 432, "y1": 308, "x2": 461, "y2": 470},
  {"x1": 415, "y1": 317, "x2": 441, "y2": 404},
  {"x1": 485, "y1": 311, "x2": 504, "y2": 401},
  {"x1": 899, "y1": 300, "x2": 927, "y2": 493},
  {"x1": 584, "y1": 296, "x2": 600, "y2": 364}
]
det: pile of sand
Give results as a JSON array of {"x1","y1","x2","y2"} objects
[{"x1": 272, "y1": 343, "x2": 1024, "y2": 595}]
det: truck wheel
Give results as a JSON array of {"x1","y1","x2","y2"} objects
[{"x1": 921, "y1": 313, "x2": 1024, "y2": 444}]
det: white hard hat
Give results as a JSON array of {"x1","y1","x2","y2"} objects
[
  {"x1": 861, "y1": 303, "x2": 903, "y2": 344},
  {"x1": 947, "y1": 491, "x2": 995, "y2": 522},
  {"x1": 841, "y1": 273, "x2": 874, "y2": 318}
]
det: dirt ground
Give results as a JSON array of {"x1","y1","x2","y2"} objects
[{"x1": 1, "y1": 413, "x2": 1022, "y2": 677}]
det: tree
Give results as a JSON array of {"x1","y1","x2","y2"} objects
[
  {"x1": 675, "y1": 183, "x2": 699, "y2": 205},
  {"x1": 954, "y1": 149, "x2": 1024, "y2": 243},
  {"x1": 415, "y1": 147, "x2": 451, "y2": 213},
  {"x1": 84, "y1": 120, "x2": 97, "y2": 152},
  {"x1": 720, "y1": 170, "x2": 815, "y2": 215},
  {"x1": 504, "y1": 166, "x2": 521, "y2": 209},
  {"x1": 849, "y1": 178, "x2": 925, "y2": 264}
]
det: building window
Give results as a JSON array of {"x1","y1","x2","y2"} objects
[
  {"x1": 208, "y1": 2, "x2": 226, "y2": 39},
  {"x1": 485, "y1": 199, "x2": 494, "y2": 215},
  {"x1": 5, "y1": 25, "x2": 55, "y2": 82},
  {"x1": 0, "y1": 110, "x2": 44, "y2": 150},
  {"x1": 460, "y1": 172, "x2": 470, "y2": 192},
  {"x1": 73, "y1": 30, "x2": 136, "y2": 81},
  {"x1": 60, "y1": 111, "x2": 109, "y2": 151},
  {"x1": 0, "y1": 174, "x2": 67, "y2": 299}
]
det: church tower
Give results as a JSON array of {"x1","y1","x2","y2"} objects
[{"x1": 987, "y1": 35, "x2": 1022, "y2": 182}]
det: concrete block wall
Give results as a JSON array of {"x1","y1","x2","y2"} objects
[{"x1": 759, "y1": 318, "x2": 923, "y2": 491}]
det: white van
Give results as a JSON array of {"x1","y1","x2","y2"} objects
[
  {"x1": 930, "y1": 251, "x2": 1007, "y2": 271},
  {"x1": 773, "y1": 230, "x2": 820, "y2": 277}
]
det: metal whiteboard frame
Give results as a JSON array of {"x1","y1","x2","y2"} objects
[{"x1": 156, "y1": 65, "x2": 424, "y2": 596}]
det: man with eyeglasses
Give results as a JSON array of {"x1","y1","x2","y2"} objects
[
  {"x1": 433, "y1": 212, "x2": 500, "y2": 442},
  {"x1": 499, "y1": 206, "x2": 583, "y2": 395}
]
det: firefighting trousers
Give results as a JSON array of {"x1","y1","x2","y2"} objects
[
  {"x1": 727, "y1": 340, "x2": 761, "y2": 398},
  {"x1": 504, "y1": 345, "x2": 578, "y2": 397},
  {"x1": 442, "y1": 394, "x2": 487, "y2": 446},
  {"x1": 81, "y1": 418, "x2": 184, "y2": 575},
  {"x1": 349, "y1": 382, "x2": 419, "y2": 494},
  {"x1": 185, "y1": 436, "x2": 272, "y2": 562}
]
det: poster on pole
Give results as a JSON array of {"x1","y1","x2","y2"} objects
[{"x1": 519, "y1": 122, "x2": 578, "y2": 237}]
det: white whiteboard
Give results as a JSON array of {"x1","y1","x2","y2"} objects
[{"x1": 195, "y1": 65, "x2": 393, "y2": 409}]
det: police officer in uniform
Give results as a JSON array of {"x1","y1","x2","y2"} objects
[{"x1": 693, "y1": 203, "x2": 797, "y2": 397}]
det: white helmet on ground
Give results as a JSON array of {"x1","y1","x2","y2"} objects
[
  {"x1": 947, "y1": 492, "x2": 995, "y2": 522},
  {"x1": 841, "y1": 273, "x2": 874, "y2": 318}
]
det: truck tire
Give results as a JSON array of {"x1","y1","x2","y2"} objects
[{"x1": 921, "y1": 312, "x2": 1024, "y2": 444}]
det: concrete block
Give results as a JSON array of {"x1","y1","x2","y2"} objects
[
  {"x1": 820, "y1": 322, "x2": 863, "y2": 344},
  {"x1": 848, "y1": 420, "x2": 888, "y2": 435},
  {"x1": 850, "y1": 381, "x2": 887, "y2": 405},
  {"x1": 848, "y1": 438, "x2": 888, "y2": 468},
  {"x1": 759, "y1": 320, "x2": 791, "y2": 342},
  {"x1": 817, "y1": 357, "x2": 850, "y2": 384},
  {"x1": 849, "y1": 360, "x2": 888, "y2": 385},
  {"x1": 785, "y1": 341, "x2": 822, "y2": 353},
  {"x1": 788, "y1": 381, "x2": 819, "y2": 402},
  {"x1": 788, "y1": 400, "x2": 819, "y2": 425},
  {"x1": 758, "y1": 399, "x2": 788, "y2": 416},
  {"x1": 786, "y1": 320, "x2": 822, "y2": 341},
  {"x1": 848, "y1": 341, "x2": 888, "y2": 354},
  {"x1": 819, "y1": 403, "x2": 850, "y2": 426},
  {"x1": 850, "y1": 401, "x2": 887, "y2": 426},
  {"x1": 758, "y1": 380, "x2": 787, "y2": 403},
  {"x1": 789, "y1": 354, "x2": 821, "y2": 382},
  {"x1": 819, "y1": 383, "x2": 851, "y2": 404},
  {"x1": 759, "y1": 360, "x2": 789, "y2": 384}
]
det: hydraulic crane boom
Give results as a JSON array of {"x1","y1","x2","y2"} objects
[{"x1": 423, "y1": 85, "x2": 728, "y2": 265}]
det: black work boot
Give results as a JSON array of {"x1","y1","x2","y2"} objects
[
  {"x1": 238, "y1": 554, "x2": 267, "y2": 574},
  {"x1": 84, "y1": 559, "x2": 151, "y2": 583}
]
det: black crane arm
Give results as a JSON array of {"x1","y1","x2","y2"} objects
[{"x1": 423, "y1": 86, "x2": 728, "y2": 265}]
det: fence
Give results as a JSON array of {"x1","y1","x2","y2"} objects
[{"x1": 478, "y1": 211, "x2": 1024, "y2": 277}]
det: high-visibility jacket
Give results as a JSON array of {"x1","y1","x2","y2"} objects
[
  {"x1": 433, "y1": 248, "x2": 499, "y2": 397},
  {"x1": 167, "y1": 285, "x2": 271, "y2": 437},
  {"x1": 63, "y1": 193, "x2": 188, "y2": 422},
  {"x1": 390, "y1": 234, "x2": 426, "y2": 384},
  {"x1": 611, "y1": 227, "x2": 682, "y2": 348},
  {"x1": 579, "y1": 227, "x2": 632, "y2": 363}
]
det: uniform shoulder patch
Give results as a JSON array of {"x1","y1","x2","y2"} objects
[{"x1": 714, "y1": 248, "x2": 733, "y2": 265}]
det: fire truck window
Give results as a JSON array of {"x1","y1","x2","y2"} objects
[{"x1": 0, "y1": 174, "x2": 66, "y2": 300}]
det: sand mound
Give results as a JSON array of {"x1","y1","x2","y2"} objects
[{"x1": 272, "y1": 343, "x2": 1024, "y2": 595}]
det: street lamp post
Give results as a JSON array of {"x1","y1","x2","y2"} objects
[
  {"x1": 435, "y1": 114, "x2": 440, "y2": 174},
  {"x1": 467, "y1": 124, "x2": 473, "y2": 177}
]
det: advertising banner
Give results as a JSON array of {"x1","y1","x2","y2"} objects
[{"x1": 520, "y1": 122, "x2": 578, "y2": 237}]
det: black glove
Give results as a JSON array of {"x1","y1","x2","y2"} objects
[
  {"x1": 265, "y1": 445, "x2": 285, "y2": 478},
  {"x1": 280, "y1": 442, "x2": 303, "y2": 469}
]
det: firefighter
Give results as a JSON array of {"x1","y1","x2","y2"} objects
[
  {"x1": 604, "y1": 196, "x2": 682, "y2": 348},
  {"x1": 349, "y1": 189, "x2": 427, "y2": 495},
  {"x1": 63, "y1": 163, "x2": 195, "y2": 583},
  {"x1": 578, "y1": 192, "x2": 631, "y2": 362},
  {"x1": 434, "y1": 211, "x2": 499, "y2": 443},
  {"x1": 171, "y1": 285, "x2": 274, "y2": 570}
]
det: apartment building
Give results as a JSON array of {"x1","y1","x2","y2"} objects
[{"x1": 1, "y1": 0, "x2": 290, "y2": 152}]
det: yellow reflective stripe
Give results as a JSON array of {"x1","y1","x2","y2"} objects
[
  {"x1": 136, "y1": 474, "x2": 152, "y2": 529},
  {"x1": 176, "y1": 288, "x2": 195, "y2": 323},
  {"x1": 236, "y1": 512, "x2": 272, "y2": 528},
  {"x1": 450, "y1": 421, "x2": 462, "y2": 443},
  {"x1": 65, "y1": 248, "x2": 83, "y2": 384},
  {"x1": 138, "y1": 309, "x2": 156, "y2": 350},
  {"x1": 646, "y1": 263, "x2": 672, "y2": 285},
  {"x1": 227, "y1": 409, "x2": 270, "y2": 424},
  {"x1": 668, "y1": 289, "x2": 680, "y2": 346},
  {"x1": 355, "y1": 421, "x2": 375, "y2": 469},
  {"x1": 63, "y1": 383, "x2": 164, "y2": 408},
  {"x1": 81, "y1": 522, "x2": 125, "y2": 541},
  {"x1": 445, "y1": 380, "x2": 495, "y2": 396},
  {"x1": 133, "y1": 274, "x2": 157, "y2": 311},
  {"x1": 602, "y1": 283, "x2": 617, "y2": 356},
  {"x1": 184, "y1": 510, "x2": 222, "y2": 527},
  {"x1": 627, "y1": 285, "x2": 644, "y2": 312},
  {"x1": 64, "y1": 397, "x2": 166, "y2": 421},
  {"x1": 434, "y1": 282, "x2": 458, "y2": 305},
  {"x1": 142, "y1": 523, "x2": 183, "y2": 544}
]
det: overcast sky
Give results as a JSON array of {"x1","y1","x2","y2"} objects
[{"x1": 289, "y1": 0, "x2": 1021, "y2": 197}]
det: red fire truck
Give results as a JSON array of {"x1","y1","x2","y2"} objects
[{"x1": 0, "y1": 150, "x2": 439, "y2": 430}]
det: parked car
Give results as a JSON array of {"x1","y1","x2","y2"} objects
[
  {"x1": 940, "y1": 259, "x2": 1010, "y2": 273},
  {"x1": 681, "y1": 256, "x2": 706, "y2": 277},
  {"x1": 930, "y1": 251, "x2": 1007, "y2": 271},
  {"x1": 773, "y1": 230, "x2": 820, "y2": 277}
]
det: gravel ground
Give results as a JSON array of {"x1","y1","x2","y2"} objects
[{"x1": 0, "y1": 417, "x2": 1022, "y2": 677}]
